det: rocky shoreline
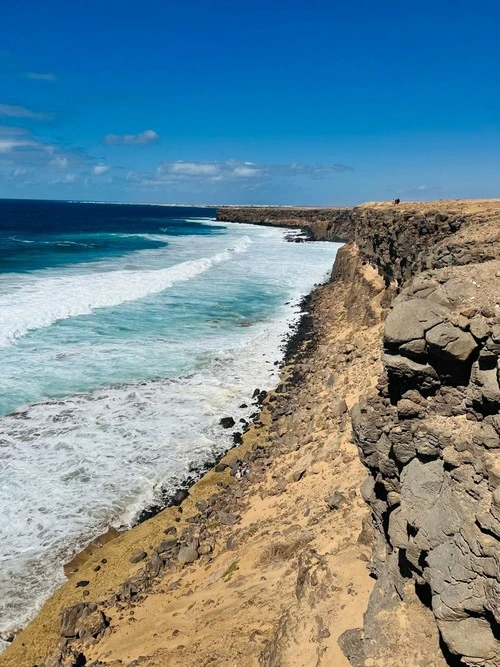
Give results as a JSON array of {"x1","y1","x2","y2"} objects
[
  {"x1": 1, "y1": 199, "x2": 498, "y2": 667},
  {"x1": 117, "y1": 291, "x2": 320, "y2": 527}
]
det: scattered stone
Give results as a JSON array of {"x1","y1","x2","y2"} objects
[
  {"x1": 145, "y1": 553, "x2": 163, "y2": 577},
  {"x1": 170, "y1": 489, "x2": 189, "y2": 506},
  {"x1": 218, "y1": 511, "x2": 240, "y2": 526},
  {"x1": 331, "y1": 398, "x2": 348, "y2": 418},
  {"x1": 220, "y1": 416, "x2": 235, "y2": 428},
  {"x1": 75, "y1": 609, "x2": 107, "y2": 639},
  {"x1": 61, "y1": 603, "x2": 97, "y2": 638},
  {"x1": 129, "y1": 551, "x2": 147, "y2": 564},
  {"x1": 75, "y1": 580, "x2": 90, "y2": 588},
  {"x1": 325, "y1": 490, "x2": 347, "y2": 510},
  {"x1": 177, "y1": 545, "x2": 199, "y2": 565},
  {"x1": 198, "y1": 542, "x2": 213, "y2": 555},
  {"x1": 291, "y1": 468, "x2": 306, "y2": 483}
]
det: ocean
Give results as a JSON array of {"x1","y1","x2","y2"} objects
[{"x1": 0, "y1": 199, "x2": 341, "y2": 645}]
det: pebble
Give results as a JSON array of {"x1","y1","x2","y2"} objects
[{"x1": 129, "y1": 551, "x2": 147, "y2": 564}]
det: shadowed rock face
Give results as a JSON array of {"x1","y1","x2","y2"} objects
[
  {"x1": 218, "y1": 201, "x2": 500, "y2": 666},
  {"x1": 351, "y1": 269, "x2": 500, "y2": 662}
]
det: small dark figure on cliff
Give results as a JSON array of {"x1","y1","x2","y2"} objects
[{"x1": 393, "y1": 198, "x2": 401, "y2": 205}]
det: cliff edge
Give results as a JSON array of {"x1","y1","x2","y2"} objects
[{"x1": 219, "y1": 200, "x2": 500, "y2": 666}]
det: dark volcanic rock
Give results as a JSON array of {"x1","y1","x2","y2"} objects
[
  {"x1": 217, "y1": 511, "x2": 240, "y2": 526},
  {"x1": 129, "y1": 551, "x2": 147, "y2": 564},
  {"x1": 331, "y1": 398, "x2": 348, "y2": 418},
  {"x1": 425, "y1": 321, "x2": 478, "y2": 362},
  {"x1": 325, "y1": 491, "x2": 346, "y2": 510},
  {"x1": 354, "y1": 304, "x2": 500, "y2": 665},
  {"x1": 384, "y1": 299, "x2": 447, "y2": 347},
  {"x1": 61, "y1": 603, "x2": 97, "y2": 638},
  {"x1": 171, "y1": 489, "x2": 189, "y2": 506},
  {"x1": 177, "y1": 545, "x2": 199, "y2": 565},
  {"x1": 219, "y1": 416, "x2": 235, "y2": 428}
]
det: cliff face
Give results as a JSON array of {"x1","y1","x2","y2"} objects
[
  {"x1": 218, "y1": 201, "x2": 499, "y2": 287},
  {"x1": 218, "y1": 201, "x2": 500, "y2": 666}
]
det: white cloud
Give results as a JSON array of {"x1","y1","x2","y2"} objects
[
  {"x1": 93, "y1": 164, "x2": 110, "y2": 175},
  {"x1": 25, "y1": 72, "x2": 57, "y2": 82},
  {"x1": 0, "y1": 126, "x2": 91, "y2": 190},
  {"x1": 128, "y1": 159, "x2": 353, "y2": 187},
  {"x1": 49, "y1": 156, "x2": 68, "y2": 170},
  {"x1": 232, "y1": 166, "x2": 261, "y2": 178},
  {"x1": 168, "y1": 161, "x2": 219, "y2": 176},
  {"x1": 155, "y1": 160, "x2": 261, "y2": 182},
  {"x1": 0, "y1": 103, "x2": 54, "y2": 120},
  {"x1": 0, "y1": 126, "x2": 55, "y2": 155},
  {"x1": 101, "y1": 129, "x2": 159, "y2": 146},
  {"x1": 402, "y1": 185, "x2": 443, "y2": 195}
]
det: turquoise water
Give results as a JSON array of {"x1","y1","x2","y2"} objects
[{"x1": 0, "y1": 200, "x2": 341, "y2": 643}]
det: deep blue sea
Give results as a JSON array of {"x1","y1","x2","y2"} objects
[{"x1": 0, "y1": 199, "x2": 341, "y2": 643}]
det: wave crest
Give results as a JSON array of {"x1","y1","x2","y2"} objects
[{"x1": 0, "y1": 236, "x2": 252, "y2": 346}]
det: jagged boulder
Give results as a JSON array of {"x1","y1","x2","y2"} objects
[
  {"x1": 468, "y1": 362, "x2": 500, "y2": 414},
  {"x1": 60, "y1": 603, "x2": 97, "y2": 638},
  {"x1": 425, "y1": 321, "x2": 478, "y2": 362},
  {"x1": 177, "y1": 545, "x2": 199, "y2": 565},
  {"x1": 74, "y1": 609, "x2": 107, "y2": 640},
  {"x1": 438, "y1": 617, "x2": 500, "y2": 664},
  {"x1": 384, "y1": 299, "x2": 448, "y2": 347}
]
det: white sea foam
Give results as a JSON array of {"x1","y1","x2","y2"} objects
[
  {"x1": 0, "y1": 295, "x2": 301, "y2": 642},
  {"x1": 0, "y1": 236, "x2": 251, "y2": 346},
  {"x1": 0, "y1": 218, "x2": 341, "y2": 646},
  {"x1": 9, "y1": 236, "x2": 35, "y2": 244}
]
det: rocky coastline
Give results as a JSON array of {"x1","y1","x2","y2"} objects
[
  {"x1": 1, "y1": 199, "x2": 498, "y2": 667},
  {"x1": 219, "y1": 199, "x2": 500, "y2": 666}
]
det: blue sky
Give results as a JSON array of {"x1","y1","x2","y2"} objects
[{"x1": 1, "y1": 0, "x2": 499, "y2": 205}]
